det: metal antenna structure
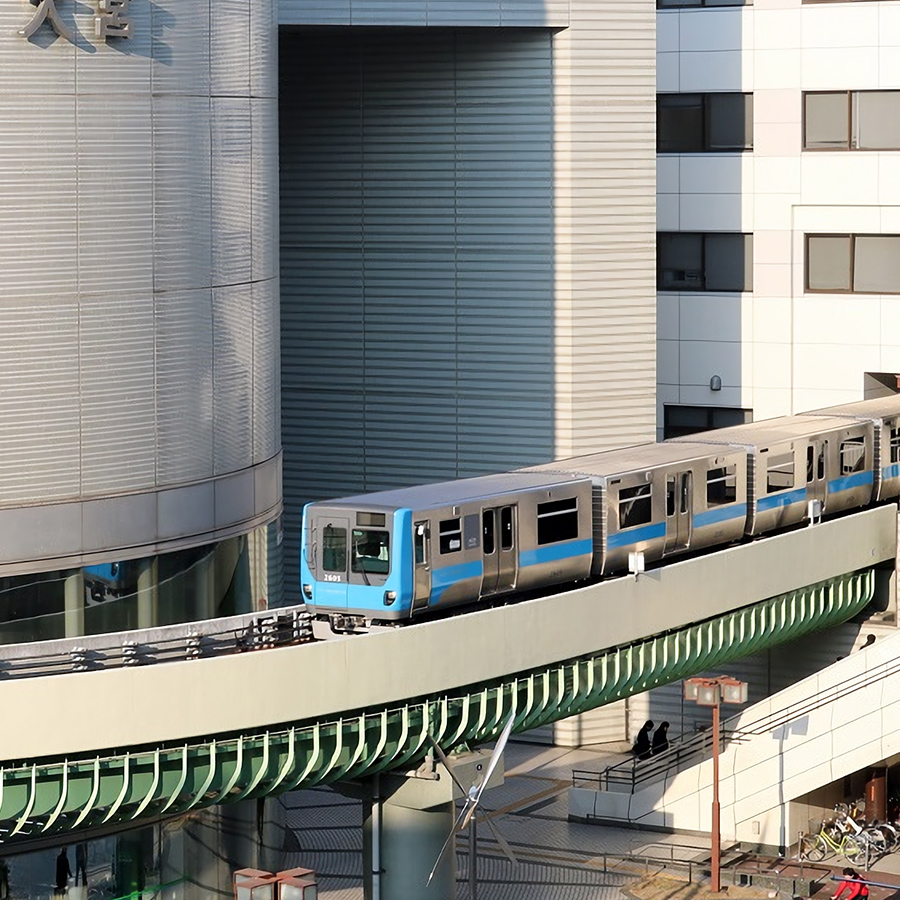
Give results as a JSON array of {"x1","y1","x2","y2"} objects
[{"x1": 426, "y1": 713, "x2": 518, "y2": 899}]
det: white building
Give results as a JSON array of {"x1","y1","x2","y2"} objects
[{"x1": 656, "y1": 0, "x2": 900, "y2": 439}]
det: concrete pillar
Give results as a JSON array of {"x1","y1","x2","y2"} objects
[
  {"x1": 137, "y1": 558, "x2": 159, "y2": 630},
  {"x1": 866, "y1": 766, "x2": 888, "y2": 823},
  {"x1": 64, "y1": 570, "x2": 84, "y2": 639},
  {"x1": 363, "y1": 794, "x2": 456, "y2": 900}
]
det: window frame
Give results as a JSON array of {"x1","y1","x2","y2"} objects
[
  {"x1": 803, "y1": 90, "x2": 900, "y2": 151},
  {"x1": 805, "y1": 234, "x2": 900, "y2": 295},
  {"x1": 657, "y1": 92, "x2": 754, "y2": 154},
  {"x1": 658, "y1": 232, "x2": 754, "y2": 292}
]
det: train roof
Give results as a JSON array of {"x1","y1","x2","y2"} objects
[
  {"x1": 307, "y1": 470, "x2": 588, "y2": 512},
  {"x1": 517, "y1": 441, "x2": 740, "y2": 477},
  {"x1": 802, "y1": 395, "x2": 900, "y2": 420},
  {"x1": 670, "y1": 414, "x2": 865, "y2": 447}
]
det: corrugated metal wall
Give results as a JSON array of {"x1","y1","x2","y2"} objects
[
  {"x1": 280, "y1": 27, "x2": 558, "y2": 596},
  {"x1": 279, "y1": 6, "x2": 656, "y2": 602}
]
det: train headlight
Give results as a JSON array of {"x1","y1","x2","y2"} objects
[
  {"x1": 302, "y1": 583, "x2": 313, "y2": 600},
  {"x1": 383, "y1": 590, "x2": 397, "y2": 606}
]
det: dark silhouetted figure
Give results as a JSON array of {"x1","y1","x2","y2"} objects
[
  {"x1": 652, "y1": 721, "x2": 670, "y2": 755},
  {"x1": 55, "y1": 847, "x2": 71, "y2": 893},
  {"x1": 75, "y1": 842, "x2": 87, "y2": 886},
  {"x1": 633, "y1": 719, "x2": 654, "y2": 760}
]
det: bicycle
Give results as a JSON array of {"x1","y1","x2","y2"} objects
[{"x1": 800, "y1": 820, "x2": 864, "y2": 863}]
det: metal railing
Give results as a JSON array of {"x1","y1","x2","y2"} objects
[{"x1": 0, "y1": 606, "x2": 313, "y2": 681}]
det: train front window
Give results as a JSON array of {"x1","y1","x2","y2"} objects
[
  {"x1": 351, "y1": 529, "x2": 390, "y2": 575},
  {"x1": 322, "y1": 526, "x2": 347, "y2": 572}
]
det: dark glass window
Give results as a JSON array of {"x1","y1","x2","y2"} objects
[
  {"x1": 658, "y1": 93, "x2": 753, "y2": 152},
  {"x1": 439, "y1": 518, "x2": 462, "y2": 554},
  {"x1": 707, "y1": 466, "x2": 737, "y2": 506},
  {"x1": 500, "y1": 507, "x2": 514, "y2": 551},
  {"x1": 351, "y1": 529, "x2": 390, "y2": 575},
  {"x1": 891, "y1": 426, "x2": 900, "y2": 465},
  {"x1": 619, "y1": 484, "x2": 652, "y2": 529},
  {"x1": 658, "y1": 233, "x2": 753, "y2": 291},
  {"x1": 482, "y1": 511, "x2": 495, "y2": 555},
  {"x1": 806, "y1": 235, "x2": 900, "y2": 294},
  {"x1": 322, "y1": 525, "x2": 347, "y2": 572},
  {"x1": 664, "y1": 405, "x2": 753, "y2": 440},
  {"x1": 839, "y1": 438, "x2": 866, "y2": 475},
  {"x1": 659, "y1": 0, "x2": 750, "y2": 7},
  {"x1": 536, "y1": 498, "x2": 579, "y2": 545},
  {"x1": 804, "y1": 91, "x2": 900, "y2": 149},
  {"x1": 766, "y1": 453, "x2": 794, "y2": 493},
  {"x1": 414, "y1": 522, "x2": 427, "y2": 566}
]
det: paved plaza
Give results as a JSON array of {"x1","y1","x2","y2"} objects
[{"x1": 282, "y1": 741, "x2": 711, "y2": 900}]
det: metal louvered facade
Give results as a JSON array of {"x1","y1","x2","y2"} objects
[
  {"x1": 0, "y1": 0, "x2": 282, "y2": 571},
  {"x1": 279, "y1": 2, "x2": 656, "y2": 600}
]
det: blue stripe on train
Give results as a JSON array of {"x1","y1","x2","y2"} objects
[
  {"x1": 519, "y1": 538, "x2": 593, "y2": 568},
  {"x1": 885, "y1": 463, "x2": 900, "y2": 481},
  {"x1": 607, "y1": 521, "x2": 666, "y2": 549},
  {"x1": 693, "y1": 502, "x2": 747, "y2": 529},
  {"x1": 827, "y1": 470, "x2": 874, "y2": 494},
  {"x1": 757, "y1": 487, "x2": 807, "y2": 511}
]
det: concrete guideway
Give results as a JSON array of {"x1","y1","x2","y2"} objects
[{"x1": 0, "y1": 506, "x2": 893, "y2": 848}]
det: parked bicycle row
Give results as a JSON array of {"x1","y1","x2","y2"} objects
[{"x1": 800, "y1": 803, "x2": 900, "y2": 865}]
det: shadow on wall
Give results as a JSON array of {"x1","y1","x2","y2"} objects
[{"x1": 279, "y1": 26, "x2": 556, "y2": 600}]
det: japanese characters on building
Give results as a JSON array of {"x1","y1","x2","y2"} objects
[{"x1": 19, "y1": 0, "x2": 132, "y2": 44}]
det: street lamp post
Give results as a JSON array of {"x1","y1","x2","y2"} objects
[{"x1": 684, "y1": 676, "x2": 748, "y2": 893}]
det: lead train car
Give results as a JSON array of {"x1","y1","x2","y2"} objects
[{"x1": 300, "y1": 471, "x2": 596, "y2": 633}]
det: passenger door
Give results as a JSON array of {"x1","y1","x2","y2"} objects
[
  {"x1": 315, "y1": 515, "x2": 349, "y2": 608},
  {"x1": 806, "y1": 440, "x2": 827, "y2": 511},
  {"x1": 664, "y1": 471, "x2": 693, "y2": 554},
  {"x1": 481, "y1": 505, "x2": 517, "y2": 595},
  {"x1": 411, "y1": 520, "x2": 431, "y2": 613}
]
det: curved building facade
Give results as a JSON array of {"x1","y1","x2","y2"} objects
[{"x1": 0, "y1": 0, "x2": 280, "y2": 637}]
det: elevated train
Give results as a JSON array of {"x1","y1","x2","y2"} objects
[{"x1": 300, "y1": 396, "x2": 900, "y2": 635}]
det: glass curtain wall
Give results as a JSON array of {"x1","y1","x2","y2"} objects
[{"x1": 0, "y1": 523, "x2": 277, "y2": 645}]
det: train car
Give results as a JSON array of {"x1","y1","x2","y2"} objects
[
  {"x1": 672, "y1": 415, "x2": 875, "y2": 534},
  {"x1": 83, "y1": 562, "x2": 132, "y2": 604},
  {"x1": 519, "y1": 442, "x2": 747, "y2": 575},
  {"x1": 801, "y1": 396, "x2": 900, "y2": 502},
  {"x1": 300, "y1": 471, "x2": 595, "y2": 633}
]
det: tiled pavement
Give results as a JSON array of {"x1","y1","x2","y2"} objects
[
  {"x1": 283, "y1": 740, "x2": 900, "y2": 900},
  {"x1": 281, "y1": 741, "x2": 712, "y2": 900}
]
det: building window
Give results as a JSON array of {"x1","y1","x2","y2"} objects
[
  {"x1": 664, "y1": 406, "x2": 752, "y2": 440},
  {"x1": 658, "y1": 93, "x2": 753, "y2": 153},
  {"x1": 804, "y1": 91, "x2": 900, "y2": 150},
  {"x1": 659, "y1": 0, "x2": 749, "y2": 7},
  {"x1": 806, "y1": 235, "x2": 900, "y2": 294},
  {"x1": 658, "y1": 233, "x2": 753, "y2": 291}
]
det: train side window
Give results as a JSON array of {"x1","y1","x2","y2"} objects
[
  {"x1": 840, "y1": 438, "x2": 866, "y2": 474},
  {"x1": 500, "y1": 507, "x2": 514, "y2": 550},
  {"x1": 439, "y1": 518, "x2": 462, "y2": 554},
  {"x1": 891, "y1": 426, "x2": 900, "y2": 464},
  {"x1": 707, "y1": 465, "x2": 736, "y2": 506},
  {"x1": 537, "y1": 498, "x2": 579, "y2": 545},
  {"x1": 619, "y1": 484, "x2": 652, "y2": 528},
  {"x1": 766, "y1": 453, "x2": 794, "y2": 493},
  {"x1": 322, "y1": 525, "x2": 347, "y2": 572}
]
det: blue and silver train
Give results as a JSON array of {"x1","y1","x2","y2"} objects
[{"x1": 300, "y1": 396, "x2": 900, "y2": 635}]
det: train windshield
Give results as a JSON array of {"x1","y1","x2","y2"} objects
[{"x1": 351, "y1": 529, "x2": 391, "y2": 575}]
